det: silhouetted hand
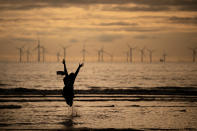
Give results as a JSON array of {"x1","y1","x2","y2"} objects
[
  {"x1": 62, "y1": 59, "x2": 65, "y2": 64},
  {"x1": 79, "y1": 63, "x2": 84, "y2": 68}
]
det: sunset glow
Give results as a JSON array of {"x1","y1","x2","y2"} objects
[{"x1": 0, "y1": 0, "x2": 197, "y2": 62}]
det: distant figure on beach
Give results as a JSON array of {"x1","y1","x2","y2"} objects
[{"x1": 62, "y1": 59, "x2": 84, "y2": 106}]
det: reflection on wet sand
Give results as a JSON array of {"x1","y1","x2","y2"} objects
[
  {"x1": 0, "y1": 95, "x2": 197, "y2": 130},
  {"x1": 62, "y1": 115, "x2": 75, "y2": 129}
]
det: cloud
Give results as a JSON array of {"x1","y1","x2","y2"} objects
[
  {"x1": 0, "y1": 0, "x2": 131, "y2": 11},
  {"x1": 134, "y1": 35, "x2": 158, "y2": 39},
  {"x1": 0, "y1": 18, "x2": 44, "y2": 23},
  {"x1": 0, "y1": 0, "x2": 195, "y2": 6},
  {"x1": 103, "y1": 0, "x2": 197, "y2": 12},
  {"x1": 119, "y1": 27, "x2": 161, "y2": 32},
  {"x1": 97, "y1": 34, "x2": 123, "y2": 42},
  {"x1": 0, "y1": 0, "x2": 197, "y2": 12},
  {"x1": 69, "y1": 38, "x2": 78, "y2": 43},
  {"x1": 58, "y1": 26, "x2": 162, "y2": 33},
  {"x1": 169, "y1": 16, "x2": 197, "y2": 25},
  {"x1": 99, "y1": 22, "x2": 138, "y2": 26},
  {"x1": 129, "y1": 0, "x2": 197, "y2": 6},
  {"x1": 12, "y1": 37, "x2": 36, "y2": 42},
  {"x1": 106, "y1": 6, "x2": 170, "y2": 12}
]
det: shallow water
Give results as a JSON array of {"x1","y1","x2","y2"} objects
[{"x1": 0, "y1": 62, "x2": 197, "y2": 90}]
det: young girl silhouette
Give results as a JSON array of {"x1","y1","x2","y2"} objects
[{"x1": 62, "y1": 59, "x2": 84, "y2": 106}]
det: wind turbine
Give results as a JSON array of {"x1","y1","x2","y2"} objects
[
  {"x1": 125, "y1": 51, "x2": 129, "y2": 63},
  {"x1": 41, "y1": 46, "x2": 46, "y2": 63},
  {"x1": 139, "y1": 47, "x2": 145, "y2": 63},
  {"x1": 17, "y1": 45, "x2": 25, "y2": 63},
  {"x1": 188, "y1": 47, "x2": 197, "y2": 62},
  {"x1": 94, "y1": 49, "x2": 101, "y2": 62},
  {"x1": 57, "y1": 52, "x2": 61, "y2": 62},
  {"x1": 147, "y1": 48, "x2": 154, "y2": 63},
  {"x1": 97, "y1": 47, "x2": 106, "y2": 62},
  {"x1": 98, "y1": 50, "x2": 101, "y2": 62},
  {"x1": 61, "y1": 45, "x2": 71, "y2": 60},
  {"x1": 100, "y1": 47, "x2": 105, "y2": 62},
  {"x1": 26, "y1": 47, "x2": 31, "y2": 63},
  {"x1": 81, "y1": 44, "x2": 88, "y2": 62},
  {"x1": 127, "y1": 44, "x2": 136, "y2": 63},
  {"x1": 33, "y1": 37, "x2": 41, "y2": 62},
  {"x1": 162, "y1": 51, "x2": 167, "y2": 63},
  {"x1": 123, "y1": 51, "x2": 129, "y2": 63},
  {"x1": 96, "y1": 46, "x2": 109, "y2": 62}
]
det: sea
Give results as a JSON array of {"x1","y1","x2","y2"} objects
[{"x1": 0, "y1": 62, "x2": 197, "y2": 130}]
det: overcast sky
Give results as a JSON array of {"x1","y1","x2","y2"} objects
[{"x1": 0, "y1": 0, "x2": 197, "y2": 62}]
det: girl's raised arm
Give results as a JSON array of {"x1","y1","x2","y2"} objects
[{"x1": 62, "y1": 59, "x2": 68, "y2": 76}]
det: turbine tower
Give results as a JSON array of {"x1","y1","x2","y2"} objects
[
  {"x1": 98, "y1": 47, "x2": 107, "y2": 62},
  {"x1": 100, "y1": 47, "x2": 104, "y2": 62},
  {"x1": 33, "y1": 38, "x2": 41, "y2": 62},
  {"x1": 127, "y1": 44, "x2": 136, "y2": 63},
  {"x1": 97, "y1": 47, "x2": 109, "y2": 62},
  {"x1": 139, "y1": 47, "x2": 145, "y2": 63},
  {"x1": 126, "y1": 51, "x2": 129, "y2": 63},
  {"x1": 123, "y1": 51, "x2": 129, "y2": 63},
  {"x1": 57, "y1": 52, "x2": 60, "y2": 62},
  {"x1": 81, "y1": 44, "x2": 87, "y2": 62},
  {"x1": 98, "y1": 50, "x2": 101, "y2": 62},
  {"x1": 26, "y1": 48, "x2": 31, "y2": 63},
  {"x1": 61, "y1": 45, "x2": 71, "y2": 60},
  {"x1": 38, "y1": 39, "x2": 41, "y2": 62},
  {"x1": 95, "y1": 49, "x2": 101, "y2": 62},
  {"x1": 188, "y1": 47, "x2": 197, "y2": 62},
  {"x1": 41, "y1": 46, "x2": 46, "y2": 63},
  {"x1": 17, "y1": 46, "x2": 25, "y2": 63},
  {"x1": 162, "y1": 51, "x2": 167, "y2": 63},
  {"x1": 147, "y1": 48, "x2": 154, "y2": 63}
]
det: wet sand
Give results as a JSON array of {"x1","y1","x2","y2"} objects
[{"x1": 0, "y1": 87, "x2": 197, "y2": 130}]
